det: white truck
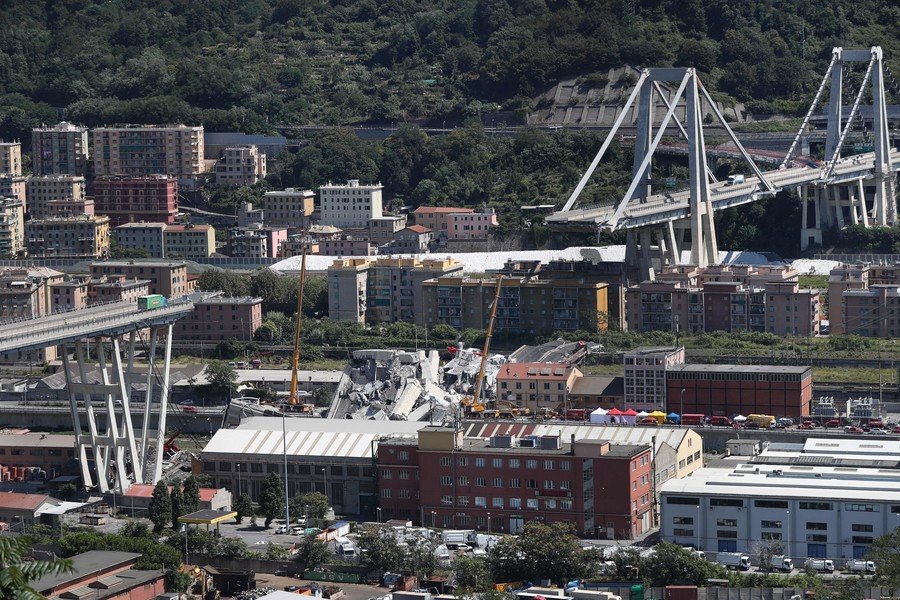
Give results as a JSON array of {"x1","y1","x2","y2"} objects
[
  {"x1": 805, "y1": 558, "x2": 835, "y2": 573},
  {"x1": 767, "y1": 555, "x2": 794, "y2": 572},
  {"x1": 682, "y1": 547, "x2": 706, "y2": 560},
  {"x1": 846, "y1": 559, "x2": 876, "y2": 574},
  {"x1": 726, "y1": 174, "x2": 746, "y2": 186},
  {"x1": 718, "y1": 552, "x2": 752, "y2": 570}
]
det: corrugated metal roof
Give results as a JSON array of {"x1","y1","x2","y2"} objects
[{"x1": 461, "y1": 422, "x2": 691, "y2": 452}]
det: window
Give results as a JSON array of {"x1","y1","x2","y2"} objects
[
  {"x1": 475, "y1": 458, "x2": 485, "y2": 467},
  {"x1": 717, "y1": 518, "x2": 737, "y2": 527},
  {"x1": 799, "y1": 501, "x2": 832, "y2": 510},
  {"x1": 527, "y1": 498, "x2": 539, "y2": 509},
  {"x1": 710, "y1": 498, "x2": 743, "y2": 507},
  {"x1": 399, "y1": 470, "x2": 409, "y2": 480},
  {"x1": 717, "y1": 530, "x2": 737, "y2": 539},
  {"x1": 475, "y1": 477, "x2": 486, "y2": 487},
  {"x1": 493, "y1": 477, "x2": 503, "y2": 487},
  {"x1": 762, "y1": 532, "x2": 782, "y2": 541},
  {"x1": 399, "y1": 489, "x2": 410, "y2": 499},
  {"x1": 440, "y1": 475, "x2": 452, "y2": 486},
  {"x1": 755, "y1": 500, "x2": 789, "y2": 508},
  {"x1": 527, "y1": 479, "x2": 537, "y2": 489},
  {"x1": 667, "y1": 496, "x2": 700, "y2": 505},
  {"x1": 475, "y1": 496, "x2": 487, "y2": 507},
  {"x1": 544, "y1": 480, "x2": 556, "y2": 490},
  {"x1": 560, "y1": 460, "x2": 571, "y2": 471},
  {"x1": 381, "y1": 489, "x2": 391, "y2": 498},
  {"x1": 458, "y1": 496, "x2": 470, "y2": 506},
  {"x1": 509, "y1": 459, "x2": 520, "y2": 468},
  {"x1": 526, "y1": 459, "x2": 537, "y2": 469},
  {"x1": 806, "y1": 522, "x2": 828, "y2": 531},
  {"x1": 399, "y1": 451, "x2": 409, "y2": 460},
  {"x1": 509, "y1": 478, "x2": 521, "y2": 488},
  {"x1": 846, "y1": 503, "x2": 876, "y2": 512},
  {"x1": 673, "y1": 528, "x2": 694, "y2": 537},
  {"x1": 441, "y1": 495, "x2": 453, "y2": 506},
  {"x1": 492, "y1": 458, "x2": 503, "y2": 468},
  {"x1": 761, "y1": 520, "x2": 783, "y2": 528},
  {"x1": 458, "y1": 476, "x2": 469, "y2": 486},
  {"x1": 382, "y1": 470, "x2": 393, "y2": 480},
  {"x1": 510, "y1": 498, "x2": 522, "y2": 509},
  {"x1": 561, "y1": 480, "x2": 572, "y2": 491},
  {"x1": 852, "y1": 524, "x2": 874, "y2": 532},
  {"x1": 492, "y1": 497, "x2": 504, "y2": 508},
  {"x1": 440, "y1": 457, "x2": 451, "y2": 467},
  {"x1": 545, "y1": 499, "x2": 557, "y2": 509},
  {"x1": 544, "y1": 460, "x2": 555, "y2": 470},
  {"x1": 457, "y1": 457, "x2": 468, "y2": 467}
]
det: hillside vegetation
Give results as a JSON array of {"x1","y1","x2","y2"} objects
[{"x1": 1, "y1": 0, "x2": 898, "y2": 142}]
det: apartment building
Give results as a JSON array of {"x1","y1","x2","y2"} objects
[
  {"x1": 421, "y1": 271, "x2": 609, "y2": 336},
  {"x1": 88, "y1": 275, "x2": 151, "y2": 305},
  {"x1": 411, "y1": 206, "x2": 473, "y2": 240},
  {"x1": 215, "y1": 145, "x2": 266, "y2": 186},
  {"x1": 392, "y1": 225, "x2": 432, "y2": 253},
  {"x1": 50, "y1": 277, "x2": 90, "y2": 312},
  {"x1": 0, "y1": 141, "x2": 22, "y2": 175},
  {"x1": 627, "y1": 264, "x2": 820, "y2": 336},
  {"x1": 164, "y1": 224, "x2": 215, "y2": 258},
  {"x1": 666, "y1": 364, "x2": 813, "y2": 418},
  {"x1": 112, "y1": 222, "x2": 167, "y2": 258},
  {"x1": 0, "y1": 174, "x2": 26, "y2": 204},
  {"x1": 447, "y1": 208, "x2": 498, "y2": 240},
  {"x1": 829, "y1": 262, "x2": 900, "y2": 337},
  {"x1": 0, "y1": 267, "x2": 63, "y2": 363},
  {"x1": 377, "y1": 427, "x2": 654, "y2": 538},
  {"x1": 44, "y1": 197, "x2": 94, "y2": 218},
  {"x1": 31, "y1": 122, "x2": 89, "y2": 175},
  {"x1": 319, "y1": 180, "x2": 383, "y2": 229},
  {"x1": 92, "y1": 175, "x2": 178, "y2": 226},
  {"x1": 328, "y1": 257, "x2": 463, "y2": 323},
  {"x1": 92, "y1": 124, "x2": 204, "y2": 187},
  {"x1": 624, "y1": 346, "x2": 685, "y2": 411},
  {"x1": 262, "y1": 188, "x2": 315, "y2": 228},
  {"x1": 90, "y1": 261, "x2": 191, "y2": 298},
  {"x1": 174, "y1": 294, "x2": 263, "y2": 341},
  {"x1": 0, "y1": 198, "x2": 25, "y2": 258},
  {"x1": 278, "y1": 234, "x2": 319, "y2": 258},
  {"x1": 368, "y1": 215, "x2": 407, "y2": 244},
  {"x1": 319, "y1": 237, "x2": 375, "y2": 256},
  {"x1": 25, "y1": 215, "x2": 110, "y2": 259},
  {"x1": 496, "y1": 363, "x2": 582, "y2": 411},
  {"x1": 237, "y1": 201, "x2": 265, "y2": 227},
  {"x1": 227, "y1": 224, "x2": 287, "y2": 258},
  {"x1": 25, "y1": 175, "x2": 86, "y2": 219}
]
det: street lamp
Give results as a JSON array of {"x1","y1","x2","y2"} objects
[
  {"x1": 431, "y1": 510, "x2": 436, "y2": 529},
  {"x1": 487, "y1": 512, "x2": 491, "y2": 533},
  {"x1": 236, "y1": 463, "x2": 242, "y2": 496},
  {"x1": 680, "y1": 388, "x2": 686, "y2": 422},
  {"x1": 376, "y1": 507, "x2": 382, "y2": 523},
  {"x1": 320, "y1": 466, "x2": 328, "y2": 502}
]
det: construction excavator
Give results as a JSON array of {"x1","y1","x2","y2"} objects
[{"x1": 460, "y1": 275, "x2": 503, "y2": 416}]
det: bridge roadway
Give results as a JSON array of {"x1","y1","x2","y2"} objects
[
  {"x1": 0, "y1": 299, "x2": 195, "y2": 353},
  {"x1": 546, "y1": 149, "x2": 900, "y2": 230}
]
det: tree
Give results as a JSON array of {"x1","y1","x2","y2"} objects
[
  {"x1": 294, "y1": 534, "x2": 331, "y2": 572},
  {"x1": 406, "y1": 536, "x2": 438, "y2": 579},
  {"x1": 170, "y1": 484, "x2": 184, "y2": 530},
  {"x1": 203, "y1": 362, "x2": 238, "y2": 400},
  {"x1": 640, "y1": 542, "x2": 726, "y2": 587},
  {"x1": 358, "y1": 525, "x2": 406, "y2": 574},
  {"x1": 259, "y1": 473, "x2": 284, "y2": 528},
  {"x1": 0, "y1": 537, "x2": 73, "y2": 600},
  {"x1": 182, "y1": 476, "x2": 201, "y2": 514},
  {"x1": 869, "y1": 529, "x2": 900, "y2": 595},
  {"x1": 454, "y1": 555, "x2": 491, "y2": 591},
  {"x1": 289, "y1": 492, "x2": 330, "y2": 521},
  {"x1": 217, "y1": 537, "x2": 249, "y2": 558},
  {"x1": 148, "y1": 481, "x2": 172, "y2": 533},
  {"x1": 234, "y1": 493, "x2": 254, "y2": 524}
]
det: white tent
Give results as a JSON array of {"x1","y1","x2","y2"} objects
[
  {"x1": 636, "y1": 411, "x2": 649, "y2": 418},
  {"x1": 590, "y1": 407, "x2": 611, "y2": 424},
  {"x1": 733, "y1": 414, "x2": 748, "y2": 422}
]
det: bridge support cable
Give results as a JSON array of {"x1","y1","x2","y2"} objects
[
  {"x1": 824, "y1": 53, "x2": 876, "y2": 179},
  {"x1": 651, "y1": 81, "x2": 718, "y2": 183},
  {"x1": 870, "y1": 47, "x2": 897, "y2": 226},
  {"x1": 781, "y1": 49, "x2": 840, "y2": 169},
  {"x1": 560, "y1": 70, "x2": 650, "y2": 212}
]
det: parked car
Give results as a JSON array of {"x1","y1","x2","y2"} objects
[
  {"x1": 275, "y1": 525, "x2": 288, "y2": 534},
  {"x1": 892, "y1": 425, "x2": 900, "y2": 434},
  {"x1": 868, "y1": 419, "x2": 885, "y2": 428},
  {"x1": 637, "y1": 417, "x2": 659, "y2": 426},
  {"x1": 844, "y1": 425, "x2": 864, "y2": 434},
  {"x1": 869, "y1": 428, "x2": 889, "y2": 435},
  {"x1": 824, "y1": 419, "x2": 841, "y2": 428},
  {"x1": 799, "y1": 422, "x2": 816, "y2": 430}
]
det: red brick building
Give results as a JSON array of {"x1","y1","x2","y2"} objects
[
  {"x1": 92, "y1": 175, "x2": 178, "y2": 226},
  {"x1": 666, "y1": 364, "x2": 813, "y2": 418},
  {"x1": 173, "y1": 294, "x2": 263, "y2": 341},
  {"x1": 32, "y1": 550, "x2": 166, "y2": 600},
  {"x1": 377, "y1": 427, "x2": 653, "y2": 539}
]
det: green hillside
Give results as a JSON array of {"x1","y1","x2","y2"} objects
[{"x1": 1, "y1": 0, "x2": 897, "y2": 141}]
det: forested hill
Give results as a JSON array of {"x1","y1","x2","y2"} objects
[{"x1": 0, "y1": 0, "x2": 897, "y2": 140}]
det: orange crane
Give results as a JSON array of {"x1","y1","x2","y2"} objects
[
  {"x1": 288, "y1": 247, "x2": 308, "y2": 408},
  {"x1": 466, "y1": 275, "x2": 503, "y2": 414}
]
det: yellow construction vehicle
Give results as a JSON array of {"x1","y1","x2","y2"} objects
[{"x1": 463, "y1": 275, "x2": 503, "y2": 415}]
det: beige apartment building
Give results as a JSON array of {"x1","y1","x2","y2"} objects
[
  {"x1": 0, "y1": 267, "x2": 64, "y2": 363},
  {"x1": 90, "y1": 260, "x2": 191, "y2": 298},
  {"x1": 327, "y1": 257, "x2": 463, "y2": 323},
  {"x1": 215, "y1": 145, "x2": 267, "y2": 186},
  {"x1": 112, "y1": 222, "x2": 167, "y2": 258},
  {"x1": 319, "y1": 180, "x2": 383, "y2": 229},
  {"x1": 25, "y1": 215, "x2": 110, "y2": 259},
  {"x1": 174, "y1": 295, "x2": 263, "y2": 341},
  {"x1": 50, "y1": 276, "x2": 90, "y2": 312},
  {"x1": 0, "y1": 198, "x2": 25, "y2": 258},
  {"x1": 263, "y1": 188, "x2": 315, "y2": 228},
  {"x1": 0, "y1": 141, "x2": 22, "y2": 175},
  {"x1": 496, "y1": 362, "x2": 583, "y2": 411},
  {"x1": 829, "y1": 262, "x2": 900, "y2": 337},
  {"x1": 368, "y1": 215, "x2": 407, "y2": 244},
  {"x1": 164, "y1": 224, "x2": 216, "y2": 258},
  {"x1": 92, "y1": 124, "x2": 204, "y2": 187},
  {"x1": 0, "y1": 174, "x2": 27, "y2": 204},
  {"x1": 25, "y1": 175, "x2": 86, "y2": 218},
  {"x1": 31, "y1": 122, "x2": 90, "y2": 175},
  {"x1": 624, "y1": 346, "x2": 685, "y2": 411},
  {"x1": 89, "y1": 275, "x2": 151, "y2": 305}
]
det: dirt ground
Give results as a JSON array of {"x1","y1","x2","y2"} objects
[{"x1": 247, "y1": 574, "x2": 389, "y2": 600}]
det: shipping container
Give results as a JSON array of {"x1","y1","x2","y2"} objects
[{"x1": 665, "y1": 586, "x2": 698, "y2": 600}]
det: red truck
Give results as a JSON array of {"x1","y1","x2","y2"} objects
[{"x1": 681, "y1": 414, "x2": 705, "y2": 426}]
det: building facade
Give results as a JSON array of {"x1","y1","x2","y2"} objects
[
  {"x1": 666, "y1": 364, "x2": 813, "y2": 418},
  {"x1": 227, "y1": 225, "x2": 287, "y2": 258},
  {"x1": 112, "y1": 223, "x2": 167, "y2": 258},
  {"x1": 263, "y1": 188, "x2": 315, "y2": 228},
  {"x1": 319, "y1": 180, "x2": 383, "y2": 229},
  {"x1": 829, "y1": 262, "x2": 900, "y2": 337},
  {"x1": 31, "y1": 122, "x2": 89, "y2": 175},
  {"x1": 319, "y1": 237, "x2": 375, "y2": 256},
  {"x1": 92, "y1": 175, "x2": 178, "y2": 226},
  {"x1": 90, "y1": 261, "x2": 191, "y2": 298},
  {"x1": 164, "y1": 224, "x2": 216, "y2": 258},
  {"x1": 25, "y1": 175, "x2": 86, "y2": 219},
  {"x1": 174, "y1": 294, "x2": 263, "y2": 341},
  {"x1": 215, "y1": 145, "x2": 267, "y2": 186},
  {"x1": 0, "y1": 198, "x2": 25, "y2": 257},
  {"x1": 496, "y1": 363, "x2": 583, "y2": 411},
  {"x1": 50, "y1": 277, "x2": 90, "y2": 312},
  {"x1": 0, "y1": 141, "x2": 22, "y2": 175},
  {"x1": 368, "y1": 215, "x2": 408, "y2": 244},
  {"x1": 392, "y1": 225, "x2": 432, "y2": 253},
  {"x1": 92, "y1": 124, "x2": 204, "y2": 187},
  {"x1": 421, "y1": 273, "x2": 609, "y2": 336},
  {"x1": 377, "y1": 427, "x2": 654, "y2": 539},
  {"x1": 411, "y1": 206, "x2": 473, "y2": 240},
  {"x1": 447, "y1": 209, "x2": 498, "y2": 240},
  {"x1": 624, "y1": 346, "x2": 686, "y2": 411},
  {"x1": 327, "y1": 257, "x2": 464, "y2": 324},
  {"x1": 25, "y1": 215, "x2": 110, "y2": 259},
  {"x1": 0, "y1": 174, "x2": 27, "y2": 204}
]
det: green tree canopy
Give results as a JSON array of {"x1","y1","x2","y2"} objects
[
  {"x1": 0, "y1": 537, "x2": 72, "y2": 600},
  {"x1": 148, "y1": 481, "x2": 172, "y2": 533},
  {"x1": 259, "y1": 472, "x2": 285, "y2": 528},
  {"x1": 289, "y1": 492, "x2": 330, "y2": 521}
]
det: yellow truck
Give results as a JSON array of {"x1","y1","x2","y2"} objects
[{"x1": 747, "y1": 414, "x2": 776, "y2": 428}]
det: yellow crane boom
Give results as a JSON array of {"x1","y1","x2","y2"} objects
[
  {"x1": 288, "y1": 247, "x2": 308, "y2": 405},
  {"x1": 471, "y1": 274, "x2": 503, "y2": 409}
]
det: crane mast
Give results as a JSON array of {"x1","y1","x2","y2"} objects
[{"x1": 288, "y1": 247, "x2": 308, "y2": 405}]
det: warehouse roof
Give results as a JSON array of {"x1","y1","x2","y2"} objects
[
  {"x1": 0, "y1": 432, "x2": 75, "y2": 447},
  {"x1": 202, "y1": 418, "x2": 427, "y2": 459},
  {"x1": 668, "y1": 364, "x2": 811, "y2": 375},
  {"x1": 462, "y1": 421, "x2": 695, "y2": 453}
]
